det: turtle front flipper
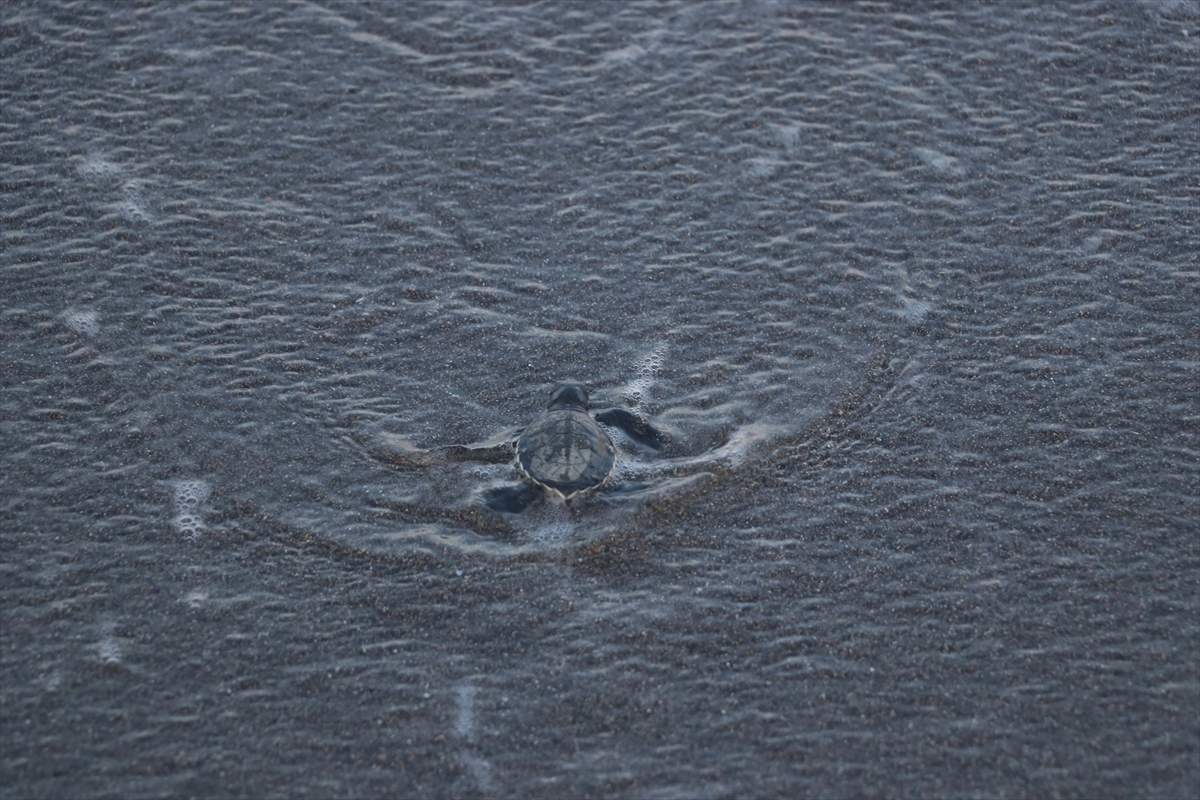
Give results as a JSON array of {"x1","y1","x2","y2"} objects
[
  {"x1": 439, "y1": 442, "x2": 516, "y2": 464},
  {"x1": 594, "y1": 408, "x2": 667, "y2": 450},
  {"x1": 352, "y1": 426, "x2": 519, "y2": 467},
  {"x1": 437, "y1": 426, "x2": 522, "y2": 464},
  {"x1": 347, "y1": 431, "x2": 435, "y2": 468},
  {"x1": 483, "y1": 482, "x2": 542, "y2": 514}
]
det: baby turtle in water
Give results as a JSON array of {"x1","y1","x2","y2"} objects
[
  {"x1": 451, "y1": 381, "x2": 666, "y2": 513},
  {"x1": 517, "y1": 382, "x2": 616, "y2": 499}
]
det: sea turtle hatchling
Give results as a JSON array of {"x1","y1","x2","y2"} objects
[{"x1": 446, "y1": 381, "x2": 666, "y2": 513}]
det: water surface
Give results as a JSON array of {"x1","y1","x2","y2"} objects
[{"x1": 2, "y1": 1, "x2": 1197, "y2": 797}]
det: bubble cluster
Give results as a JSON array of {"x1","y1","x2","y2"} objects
[
  {"x1": 467, "y1": 465, "x2": 504, "y2": 480},
  {"x1": 527, "y1": 520, "x2": 576, "y2": 545},
  {"x1": 623, "y1": 344, "x2": 667, "y2": 408},
  {"x1": 603, "y1": 44, "x2": 648, "y2": 66},
  {"x1": 63, "y1": 311, "x2": 100, "y2": 337},
  {"x1": 119, "y1": 182, "x2": 152, "y2": 223},
  {"x1": 171, "y1": 479, "x2": 212, "y2": 539},
  {"x1": 452, "y1": 681, "x2": 494, "y2": 794},
  {"x1": 509, "y1": 499, "x2": 578, "y2": 546},
  {"x1": 454, "y1": 683, "x2": 477, "y2": 740},
  {"x1": 914, "y1": 147, "x2": 966, "y2": 177},
  {"x1": 457, "y1": 752, "x2": 493, "y2": 793},
  {"x1": 182, "y1": 590, "x2": 209, "y2": 609},
  {"x1": 610, "y1": 453, "x2": 657, "y2": 484},
  {"x1": 746, "y1": 156, "x2": 780, "y2": 179},
  {"x1": 895, "y1": 296, "x2": 933, "y2": 325},
  {"x1": 777, "y1": 124, "x2": 801, "y2": 151},
  {"x1": 77, "y1": 154, "x2": 120, "y2": 181},
  {"x1": 611, "y1": 423, "x2": 769, "y2": 487},
  {"x1": 97, "y1": 622, "x2": 121, "y2": 665},
  {"x1": 601, "y1": 28, "x2": 663, "y2": 67}
]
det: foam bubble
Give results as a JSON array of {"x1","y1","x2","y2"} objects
[
  {"x1": 527, "y1": 520, "x2": 577, "y2": 544},
  {"x1": 119, "y1": 182, "x2": 153, "y2": 223},
  {"x1": 452, "y1": 681, "x2": 493, "y2": 795},
  {"x1": 174, "y1": 479, "x2": 211, "y2": 509},
  {"x1": 64, "y1": 311, "x2": 100, "y2": 337},
  {"x1": 613, "y1": 424, "x2": 770, "y2": 482},
  {"x1": 602, "y1": 28, "x2": 664, "y2": 67},
  {"x1": 182, "y1": 590, "x2": 209, "y2": 609},
  {"x1": 1080, "y1": 232, "x2": 1112, "y2": 255},
  {"x1": 914, "y1": 147, "x2": 966, "y2": 176},
  {"x1": 777, "y1": 124, "x2": 801, "y2": 150},
  {"x1": 97, "y1": 622, "x2": 121, "y2": 665},
  {"x1": 454, "y1": 683, "x2": 477, "y2": 740},
  {"x1": 746, "y1": 156, "x2": 779, "y2": 179},
  {"x1": 895, "y1": 296, "x2": 933, "y2": 325},
  {"x1": 603, "y1": 44, "x2": 648, "y2": 65},
  {"x1": 510, "y1": 499, "x2": 578, "y2": 545},
  {"x1": 77, "y1": 154, "x2": 120, "y2": 181},
  {"x1": 38, "y1": 670, "x2": 63, "y2": 692},
  {"x1": 623, "y1": 343, "x2": 668, "y2": 408},
  {"x1": 610, "y1": 453, "x2": 658, "y2": 484},
  {"x1": 173, "y1": 514, "x2": 205, "y2": 538},
  {"x1": 171, "y1": 479, "x2": 212, "y2": 539},
  {"x1": 467, "y1": 464, "x2": 506, "y2": 480},
  {"x1": 456, "y1": 752, "x2": 493, "y2": 793}
]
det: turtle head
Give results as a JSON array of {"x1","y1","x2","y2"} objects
[{"x1": 548, "y1": 381, "x2": 589, "y2": 411}]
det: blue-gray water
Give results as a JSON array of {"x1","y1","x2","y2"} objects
[{"x1": 2, "y1": 1, "x2": 1197, "y2": 797}]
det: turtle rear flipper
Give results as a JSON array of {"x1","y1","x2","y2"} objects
[
  {"x1": 483, "y1": 483, "x2": 542, "y2": 514},
  {"x1": 594, "y1": 408, "x2": 667, "y2": 450}
]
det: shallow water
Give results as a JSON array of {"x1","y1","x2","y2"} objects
[{"x1": 2, "y1": 1, "x2": 1197, "y2": 797}]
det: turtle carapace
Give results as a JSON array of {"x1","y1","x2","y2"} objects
[
  {"x1": 516, "y1": 382, "x2": 617, "y2": 500},
  {"x1": 476, "y1": 381, "x2": 666, "y2": 513}
]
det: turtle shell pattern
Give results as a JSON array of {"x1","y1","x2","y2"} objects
[{"x1": 517, "y1": 408, "x2": 616, "y2": 499}]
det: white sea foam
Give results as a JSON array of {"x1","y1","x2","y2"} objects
[
  {"x1": 119, "y1": 182, "x2": 153, "y2": 223},
  {"x1": 174, "y1": 479, "x2": 211, "y2": 509},
  {"x1": 454, "y1": 682, "x2": 477, "y2": 740},
  {"x1": 746, "y1": 156, "x2": 780, "y2": 179},
  {"x1": 506, "y1": 495, "x2": 578, "y2": 544},
  {"x1": 64, "y1": 311, "x2": 100, "y2": 337},
  {"x1": 97, "y1": 621, "x2": 121, "y2": 665},
  {"x1": 895, "y1": 296, "x2": 933, "y2": 324},
  {"x1": 456, "y1": 751, "x2": 493, "y2": 792},
  {"x1": 623, "y1": 343, "x2": 667, "y2": 409},
  {"x1": 452, "y1": 680, "x2": 493, "y2": 791},
  {"x1": 182, "y1": 590, "x2": 209, "y2": 609},
  {"x1": 777, "y1": 124, "x2": 801, "y2": 150},
  {"x1": 603, "y1": 44, "x2": 648, "y2": 65},
  {"x1": 609, "y1": 453, "x2": 656, "y2": 484},
  {"x1": 171, "y1": 479, "x2": 212, "y2": 539},
  {"x1": 77, "y1": 153, "x2": 120, "y2": 181},
  {"x1": 527, "y1": 519, "x2": 577, "y2": 545},
  {"x1": 602, "y1": 27, "x2": 664, "y2": 67},
  {"x1": 173, "y1": 514, "x2": 205, "y2": 538},
  {"x1": 467, "y1": 464, "x2": 508, "y2": 481},
  {"x1": 612, "y1": 424, "x2": 768, "y2": 483},
  {"x1": 914, "y1": 147, "x2": 966, "y2": 177}
]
